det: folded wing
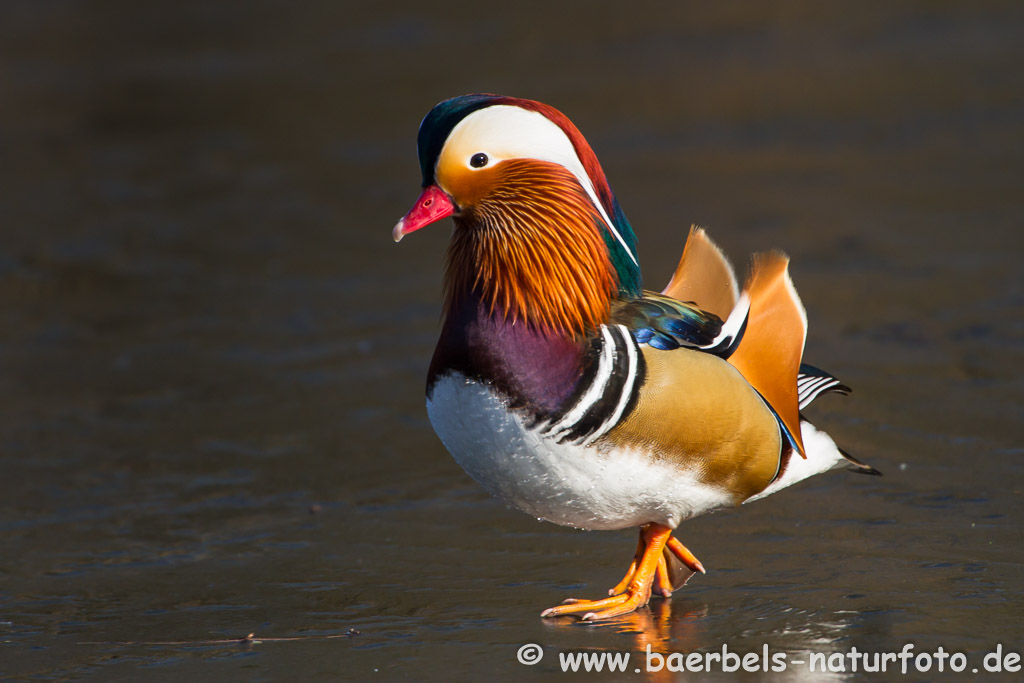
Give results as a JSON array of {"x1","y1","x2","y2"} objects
[{"x1": 662, "y1": 229, "x2": 808, "y2": 458}]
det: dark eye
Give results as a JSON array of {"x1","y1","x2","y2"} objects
[{"x1": 470, "y1": 153, "x2": 489, "y2": 168}]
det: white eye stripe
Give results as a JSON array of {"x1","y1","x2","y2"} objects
[{"x1": 439, "y1": 105, "x2": 638, "y2": 266}]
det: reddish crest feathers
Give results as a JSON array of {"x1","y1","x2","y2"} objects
[
  {"x1": 725, "y1": 252, "x2": 808, "y2": 457},
  {"x1": 662, "y1": 226, "x2": 739, "y2": 320}
]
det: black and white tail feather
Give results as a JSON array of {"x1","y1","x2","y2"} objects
[
  {"x1": 795, "y1": 364, "x2": 880, "y2": 476},
  {"x1": 797, "y1": 363, "x2": 851, "y2": 409}
]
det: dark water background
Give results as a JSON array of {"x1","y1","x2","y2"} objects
[{"x1": 1, "y1": 2, "x2": 1022, "y2": 680}]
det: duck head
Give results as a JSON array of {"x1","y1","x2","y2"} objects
[{"x1": 394, "y1": 94, "x2": 642, "y2": 336}]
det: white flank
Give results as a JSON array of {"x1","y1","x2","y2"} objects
[
  {"x1": 743, "y1": 420, "x2": 846, "y2": 503},
  {"x1": 428, "y1": 374, "x2": 732, "y2": 530},
  {"x1": 439, "y1": 104, "x2": 638, "y2": 265}
]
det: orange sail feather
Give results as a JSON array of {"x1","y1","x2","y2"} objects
[
  {"x1": 725, "y1": 252, "x2": 808, "y2": 457},
  {"x1": 662, "y1": 226, "x2": 739, "y2": 320}
]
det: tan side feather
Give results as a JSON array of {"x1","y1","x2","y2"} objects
[
  {"x1": 726, "y1": 252, "x2": 808, "y2": 457},
  {"x1": 661, "y1": 226, "x2": 739, "y2": 320},
  {"x1": 604, "y1": 347, "x2": 783, "y2": 501}
]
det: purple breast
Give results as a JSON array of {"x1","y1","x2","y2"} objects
[{"x1": 428, "y1": 296, "x2": 589, "y2": 417}]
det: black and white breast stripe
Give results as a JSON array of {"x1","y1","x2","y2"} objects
[{"x1": 540, "y1": 324, "x2": 645, "y2": 446}]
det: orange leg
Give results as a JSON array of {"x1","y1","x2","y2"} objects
[
  {"x1": 541, "y1": 524, "x2": 673, "y2": 621},
  {"x1": 653, "y1": 554, "x2": 674, "y2": 598},
  {"x1": 607, "y1": 534, "x2": 644, "y2": 596},
  {"x1": 610, "y1": 531, "x2": 685, "y2": 598}
]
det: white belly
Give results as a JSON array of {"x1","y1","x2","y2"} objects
[{"x1": 426, "y1": 373, "x2": 733, "y2": 530}]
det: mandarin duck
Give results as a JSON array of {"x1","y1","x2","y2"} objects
[{"x1": 392, "y1": 94, "x2": 879, "y2": 621}]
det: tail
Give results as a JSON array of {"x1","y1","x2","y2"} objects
[
  {"x1": 725, "y1": 252, "x2": 808, "y2": 457},
  {"x1": 745, "y1": 419, "x2": 870, "y2": 504},
  {"x1": 838, "y1": 445, "x2": 883, "y2": 476}
]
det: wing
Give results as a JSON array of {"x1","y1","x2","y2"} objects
[
  {"x1": 610, "y1": 290, "x2": 750, "y2": 357},
  {"x1": 610, "y1": 293, "x2": 721, "y2": 350},
  {"x1": 628, "y1": 230, "x2": 815, "y2": 459},
  {"x1": 724, "y1": 252, "x2": 808, "y2": 456}
]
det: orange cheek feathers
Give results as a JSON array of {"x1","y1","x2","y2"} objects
[{"x1": 435, "y1": 158, "x2": 500, "y2": 210}]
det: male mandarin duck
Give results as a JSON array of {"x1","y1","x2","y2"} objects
[{"x1": 392, "y1": 94, "x2": 879, "y2": 621}]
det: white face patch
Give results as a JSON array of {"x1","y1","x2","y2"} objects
[{"x1": 437, "y1": 105, "x2": 638, "y2": 266}]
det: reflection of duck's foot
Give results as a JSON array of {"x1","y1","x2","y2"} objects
[{"x1": 542, "y1": 523, "x2": 696, "y2": 621}]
